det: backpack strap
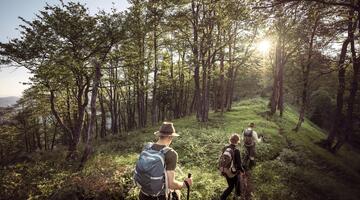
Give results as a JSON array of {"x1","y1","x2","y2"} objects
[
  {"x1": 160, "y1": 146, "x2": 172, "y2": 198},
  {"x1": 144, "y1": 142, "x2": 154, "y2": 151},
  {"x1": 160, "y1": 146, "x2": 172, "y2": 155},
  {"x1": 227, "y1": 145, "x2": 236, "y2": 172}
]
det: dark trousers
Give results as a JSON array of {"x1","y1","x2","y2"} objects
[
  {"x1": 244, "y1": 145, "x2": 256, "y2": 170},
  {"x1": 220, "y1": 175, "x2": 241, "y2": 200},
  {"x1": 139, "y1": 191, "x2": 166, "y2": 200}
]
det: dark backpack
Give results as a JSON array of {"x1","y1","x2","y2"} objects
[
  {"x1": 243, "y1": 128, "x2": 254, "y2": 146},
  {"x1": 218, "y1": 145, "x2": 236, "y2": 177},
  {"x1": 134, "y1": 143, "x2": 171, "y2": 196}
]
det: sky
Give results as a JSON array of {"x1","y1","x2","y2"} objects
[{"x1": 0, "y1": 0, "x2": 130, "y2": 97}]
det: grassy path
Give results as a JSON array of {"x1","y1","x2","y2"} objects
[{"x1": 1, "y1": 98, "x2": 360, "y2": 200}]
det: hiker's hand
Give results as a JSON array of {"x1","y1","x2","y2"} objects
[{"x1": 183, "y1": 177, "x2": 193, "y2": 187}]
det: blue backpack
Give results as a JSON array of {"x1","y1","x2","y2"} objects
[{"x1": 134, "y1": 143, "x2": 171, "y2": 196}]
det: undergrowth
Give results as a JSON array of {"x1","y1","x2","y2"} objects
[{"x1": 1, "y1": 98, "x2": 360, "y2": 200}]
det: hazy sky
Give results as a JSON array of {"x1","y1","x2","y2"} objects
[{"x1": 0, "y1": 0, "x2": 130, "y2": 97}]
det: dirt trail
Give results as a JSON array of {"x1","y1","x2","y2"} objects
[
  {"x1": 239, "y1": 127, "x2": 290, "y2": 200},
  {"x1": 240, "y1": 170, "x2": 253, "y2": 200}
]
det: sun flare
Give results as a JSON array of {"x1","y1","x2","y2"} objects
[{"x1": 258, "y1": 39, "x2": 271, "y2": 54}]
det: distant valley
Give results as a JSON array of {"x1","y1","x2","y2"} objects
[{"x1": 0, "y1": 96, "x2": 19, "y2": 107}]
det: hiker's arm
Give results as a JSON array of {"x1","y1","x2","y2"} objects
[
  {"x1": 166, "y1": 170, "x2": 192, "y2": 190},
  {"x1": 253, "y1": 131, "x2": 262, "y2": 143},
  {"x1": 234, "y1": 149, "x2": 245, "y2": 173}
]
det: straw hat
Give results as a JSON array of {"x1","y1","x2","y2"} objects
[{"x1": 154, "y1": 122, "x2": 179, "y2": 137}]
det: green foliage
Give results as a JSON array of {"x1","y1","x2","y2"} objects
[{"x1": 1, "y1": 98, "x2": 360, "y2": 199}]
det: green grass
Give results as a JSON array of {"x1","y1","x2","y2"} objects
[{"x1": 1, "y1": 98, "x2": 360, "y2": 200}]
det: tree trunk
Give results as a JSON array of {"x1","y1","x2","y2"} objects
[
  {"x1": 113, "y1": 66, "x2": 119, "y2": 135},
  {"x1": 226, "y1": 31, "x2": 233, "y2": 111},
  {"x1": 98, "y1": 90, "x2": 106, "y2": 138},
  {"x1": 219, "y1": 37, "x2": 225, "y2": 115},
  {"x1": 170, "y1": 42, "x2": 176, "y2": 120},
  {"x1": 321, "y1": 38, "x2": 350, "y2": 150},
  {"x1": 43, "y1": 116, "x2": 48, "y2": 150},
  {"x1": 79, "y1": 60, "x2": 102, "y2": 169},
  {"x1": 51, "y1": 123, "x2": 57, "y2": 151},
  {"x1": 227, "y1": 26, "x2": 238, "y2": 111},
  {"x1": 278, "y1": 55, "x2": 284, "y2": 117},
  {"x1": 31, "y1": 131, "x2": 36, "y2": 152},
  {"x1": 24, "y1": 128, "x2": 29, "y2": 152},
  {"x1": 152, "y1": 28, "x2": 159, "y2": 125},
  {"x1": 191, "y1": 0, "x2": 202, "y2": 121},
  {"x1": 269, "y1": 39, "x2": 281, "y2": 115},
  {"x1": 35, "y1": 124, "x2": 42, "y2": 150},
  {"x1": 294, "y1": 14, "x2": 319, "y2": 131},
  {"x1": 332, "y1": 10, "x2": 359, "y2": 152},
  {"x1": 117, "y1": 92, "x2": 122, "y2": 133}
]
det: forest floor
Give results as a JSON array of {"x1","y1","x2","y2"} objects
[{"x1": 1, "y1": 98, "x2": 360, "y2": 200}]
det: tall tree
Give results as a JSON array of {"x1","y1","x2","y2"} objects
[{"x1": 0, "y1": 2, "x2": 122, "y2": 159}]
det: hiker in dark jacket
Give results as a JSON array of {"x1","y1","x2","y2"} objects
[
  {"x1": 136, "y1": 122, "x2": 193, "y2": 200},
  {"x1": 220, "y1": 134, "x2": 245, "y2": 200}
]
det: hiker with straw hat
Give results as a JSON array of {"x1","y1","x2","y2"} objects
[{"x1": 134, "y1": 122, "x2": 193, "y2": 200}]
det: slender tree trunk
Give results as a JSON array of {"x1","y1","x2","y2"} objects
[
  {"x1": 117, "y1": 92, "x2": 122, "y2": 133},
  {"x1": 136, "y1": 33, "x2": 146, "y2": 128},
  {"x1": 191, "y1": 1, "x2": 201, "y2": 121},
  {"x1": 170, "y1": 42, "x2": 176, "y2": 119},
  {"x1": 43, "y1": 116, "x2": 48, "y2": 150},
  {"x1": 152, "y1": 28, "x2": 159, "y2": 125},
  {"x1": 118, "y1": 88, "x2": 128, "y2": 132},
  {"x1": 66, "y1": 78, "x2": 90, "y2": 160},
  {"x1": 113, "y1": 66, "x2": 119, "y2": 135},
  {"x1": 227, "y1": 26, "x2": 238, "y2": 111},
  {"x1": 79, "y1": 60, "x2": 101, "y2": 169},
  {"x1": 108, "y1": 73, "x2": 115, "y2": 135},
  {"x1": 98, "y1": 90, "x2": 106, "y2": 138},
  {"x1": 269, "y1": 39, "x2": 281, "y2": 115},
  {"x1": 321, "y1": 38, "x2": 350, "y2": 149},
  {"x1": 35, "y1": 124, "x2": 42, "y2": 150},
  {"x1": 332, "y1": 11, "x2": 359, "y2": 152},
  {"x1": 200, "y1": 46, "x2": 207, "y2": 122},
  {"x1": 226, "y1": 31, "x2": 233, "y2": 111},
  {"x1": 51, "y1": 122, "x2": 57, "y2": 151},
  {"x1": 278, "y1": 42, "x2": 285, "y2": 117},
  {"x1": 219, "y1": 35, "x2": 225, "y2": 115},
  {"x1": 82, "y1": 112, "x2": 89, "y2": 143},
  {"x1": 31, "y1": 131, "x2": 36, "y2": 152},
  {"x1": 24, "y1": 128, "x2": 29, "y2": 152},
  {"x1": 294, "y1": 14, "x2": 319, "y2": 131}
]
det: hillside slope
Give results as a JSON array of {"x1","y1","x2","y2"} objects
[{"x1": 1, "y1": 98, "x2": 360, "y2": 200}]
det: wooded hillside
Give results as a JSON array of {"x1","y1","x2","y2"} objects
[{"x1": 0, "y1": 1, "x2": 359, "y2": 199}]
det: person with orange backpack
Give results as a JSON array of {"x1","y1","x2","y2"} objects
[{"x1": 218, "y1": 134, "x2": 245, "y2": 200}]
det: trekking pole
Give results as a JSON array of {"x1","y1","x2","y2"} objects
[{"x1": 185, "y1": 173, "x2": 192, "y2": 200}]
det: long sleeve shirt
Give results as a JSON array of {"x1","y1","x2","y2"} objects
[
  {"x1": 242, "y1": 128, "x2": 262, "y2": 144},
  {"x1": 252, "y1": 130, "x2": 262, "y2": 143}
]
